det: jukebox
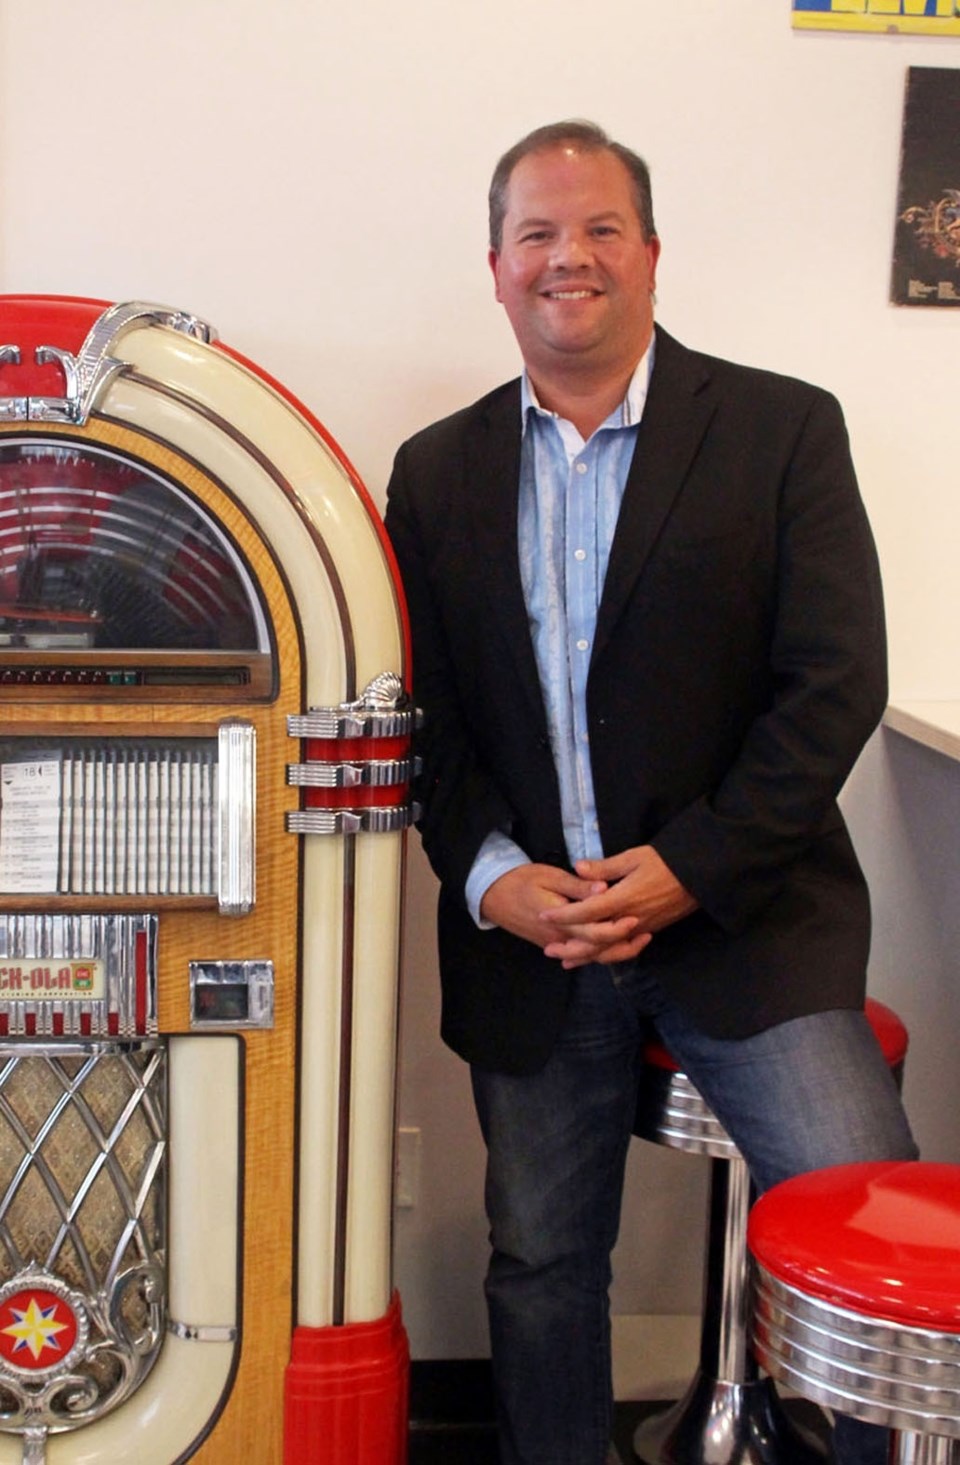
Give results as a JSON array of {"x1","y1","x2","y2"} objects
[{"x1": 0, "y1": 297, "x2": 413, "y2": 1464}]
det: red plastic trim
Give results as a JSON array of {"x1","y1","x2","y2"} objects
[
  {"x1": 0, "y1": 294, "x2": 107, "y2": 395},
  {"x1": 284, "y1": 1293, "x2": 409, "y2": 1465},
  {"x1": 305, "y1": 737, "x2": 410, "y2": 761}
]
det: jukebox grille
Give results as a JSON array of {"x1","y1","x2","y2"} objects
[{"x1": 0, "y1": 1041, "x2": 166, "y2": 1435}]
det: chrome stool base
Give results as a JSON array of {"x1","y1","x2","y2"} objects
[
  {"x1": 894, "y1": 1437, "x2": 960, "y2": 1465},
  {"x1": 633, "y1": 1372, "x2": 826, "y2": 1465},
  {"x1": 632, "y1": 1059, "x2": 827, "y2": 1465}
]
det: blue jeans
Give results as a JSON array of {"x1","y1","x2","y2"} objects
[{"x1": 471, "y1": 964, "x2": 918, "y2": 1465}]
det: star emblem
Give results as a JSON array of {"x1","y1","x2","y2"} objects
[
  {"x1": 2, "y1": 1296, "x2": 69, "y2": 1361},
  {"x1": 0, "y1": 1283, "x2": 81, "y2": 1374}
]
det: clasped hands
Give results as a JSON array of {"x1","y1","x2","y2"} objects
[{"x1": 479, "y1": 845, "x2": 698, "y2": 969}]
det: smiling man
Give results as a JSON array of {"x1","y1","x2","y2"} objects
[
  {"x1": 384, "y1": 121, "x2": 916, "y2": 1465},
  {"x1": 489, "y1": 143, "x2": 660, "y2": 439}
]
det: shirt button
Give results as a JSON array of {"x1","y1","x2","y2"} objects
[
  {"x1": 574, "y1": 549, "x2": 586, "y2": 561},
  {"x1": 575, "y1": 462, "x2": 588, "y2": 476},
  {"x1": 576, "y1": 639, "x2": 589, "y2": 652}
]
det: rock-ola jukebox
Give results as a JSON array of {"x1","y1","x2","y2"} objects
[{"x1": 0, "y1": 296, "x2": 414, "y2": 1464}]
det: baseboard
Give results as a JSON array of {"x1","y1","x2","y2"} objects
[
  {"x1": 409, "y1": 1314, "x2": 701, "y2": 1428},
  {"x1": 409, "y1": 1359, "x2": 495, "y2": 1428}
]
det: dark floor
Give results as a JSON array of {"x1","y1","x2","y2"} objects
[{"x1": 410, "y1": 1397, "x2": 832, "y2": 1463}]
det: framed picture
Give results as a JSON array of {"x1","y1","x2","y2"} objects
[
  {"x1": 792, "y1": 2, "x2": 960, "y2": 35},
  {"x1": 891, "y1": 67, "x2": 960, "y2": 306}
]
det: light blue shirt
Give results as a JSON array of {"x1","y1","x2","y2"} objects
[{"x1": 465, "y1": 342, "x2": 655, "y2": 925}]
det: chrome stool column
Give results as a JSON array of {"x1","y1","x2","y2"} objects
[
  {"x1": 749, "y1": 1161, "x2": 960, "y2": 1465},
  {"x1": 631, "y1": 999, "x2": 908, "y2": 1465}
]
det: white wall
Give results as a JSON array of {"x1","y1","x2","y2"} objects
[{"x1": 2, "y1": 0, "x2": 958, "y2": 1368}]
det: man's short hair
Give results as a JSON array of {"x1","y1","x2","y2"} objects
[{"x1": 488, "y1": 120, "x2": 656, "y2": 251}]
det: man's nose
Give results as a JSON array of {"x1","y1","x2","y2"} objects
[{"x1": 549, "y1": 231, "x2": 592, "y2": 269}]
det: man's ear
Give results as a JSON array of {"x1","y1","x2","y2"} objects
[
  {"x1": 488, "y1": 248, "x2": 503, "y2": 304},
  {"x1": 646, "y1": 234, "x2": 662, "y2": 296}
]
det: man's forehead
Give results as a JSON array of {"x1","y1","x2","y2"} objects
[{"x1": 505, "y1": 145, "x2": 633, "y2": 197}]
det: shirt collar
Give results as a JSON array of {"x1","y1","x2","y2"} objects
[{"x1": 520, "y1": 335, "x2": 656, "y2": 437}]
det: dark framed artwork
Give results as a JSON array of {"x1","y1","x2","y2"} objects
[{"x1": 891, "y1": 67, "x2": 960, "y2": 306}]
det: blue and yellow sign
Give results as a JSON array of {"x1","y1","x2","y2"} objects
[{"x1": 793, "y1": 0, "x2": 960, "y2": 32}]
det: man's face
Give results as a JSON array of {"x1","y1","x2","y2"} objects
[{"x1": 489, "y1": 145, "x2": 660, "y2": 381}]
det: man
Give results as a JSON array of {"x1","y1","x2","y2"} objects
[{"x1": 384, "y1": 121, "x2": 916, "y2": 1465}]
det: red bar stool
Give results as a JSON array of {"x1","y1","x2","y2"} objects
[
  {"x1": 749, "y1": 1161, "x2": 960, "y2": 1465},
  {"x1": 631, "y1": 998, "x2": 908, "y2": 1465}
]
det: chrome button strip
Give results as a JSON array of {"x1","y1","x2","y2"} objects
[
  {"x1": 287, "y1": 759, "x2": 413, "y2": 788},
  {"x1": 287, "y1": 807, "x2": 416, "y2": 836}
]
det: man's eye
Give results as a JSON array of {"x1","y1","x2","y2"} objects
[{"x1": 519, "y1": 231, "x2": 550, "y2": 244}]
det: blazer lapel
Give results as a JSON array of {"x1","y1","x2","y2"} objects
[
  {"x1": 464, "y1": 381, "x2": 548, "y2": 729},
  {"x1": 594, "y1": 328, "x2": 717, "y2": 663}
]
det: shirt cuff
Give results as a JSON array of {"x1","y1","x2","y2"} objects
[{"x1": 465, "y1": 833, "x2": 531, "y2": 929}]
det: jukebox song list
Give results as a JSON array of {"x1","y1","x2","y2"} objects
[{"x1": 0, "y1": 742, "x2": 218, "y2": 896}]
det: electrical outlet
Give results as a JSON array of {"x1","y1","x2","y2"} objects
[{"x1": 395, "y1": 1126, "x2": 422, "y2": 1208}]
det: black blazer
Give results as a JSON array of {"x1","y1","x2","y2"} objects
[{"x1": 385, "y1": 328, "x2": 887, "y2": 1075}]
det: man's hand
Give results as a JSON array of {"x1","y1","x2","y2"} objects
[
  {"x1": 541, "y1": 845, "x2": 697, "y2": 968},
  {"x1": 480, "y1": 862, "x2": 645, "y2": 955}
]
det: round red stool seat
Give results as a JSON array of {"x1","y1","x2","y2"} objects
[
  {"x1": 749, "y1": 1161, "x2": 960, "y2": 1446},
  {"x1": 864, "y1": 996, "x2": 909, "y2": 1076}
]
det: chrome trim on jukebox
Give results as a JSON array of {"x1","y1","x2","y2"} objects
[
  {"x1": 28, "y1": 344, "x2": 83, "y2": 422},
  {"x1": 287, "y1": 708, "x2": 417, "y2": 739},
  {"x1": 189, "y1": 959, "x2": 274, "y2": 1030},
  {"x1": 752, "y1": 1264, "x2": 960, "y2": 1438},
  {"x1": 216, "y1": 721, "x2": 255, "y2": 915},
  {"x1": 287, "y1": 669, "x2": 416, "y2": 740},
  {"x1": 287, "y1": 806, "x2": 416, "y2": 836},
  {"x1": 286, "y1": 672, "x2": 418, "y2": 839},
  {"x1": 0, "y1": 302, "x2": 219, "y2": 427},
  {"x1": 21, "y1": 1426, "x2": 44, "y2": 1464},
  {"x1": 287, "y1": 759, "x2": 413, "y2": 788},
  {"x1": 0, "y1": 349, "x2": 26, "y2": 424},
  {"x1": 0, "y1": 914, "x2": 158, "y2": 1038}
]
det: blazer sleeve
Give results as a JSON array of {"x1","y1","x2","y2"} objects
[
  {"x1": 651, "y1": 387, "x2": 887, "y2": 933},
  {"x1": 384, "y1": 439, "x2": 521, "y2": 903}
]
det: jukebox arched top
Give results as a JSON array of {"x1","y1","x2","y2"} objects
[{"x1": 0, "y1": 295, "x2": 409, "y2": 709}]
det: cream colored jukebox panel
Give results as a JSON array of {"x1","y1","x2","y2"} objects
[
  {"x1": 343, "y1": 833, "x2": 404, "y2": 1322},
  {"x1": 96, "y1": 333, "x2": 406, "y2": 1332}
]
